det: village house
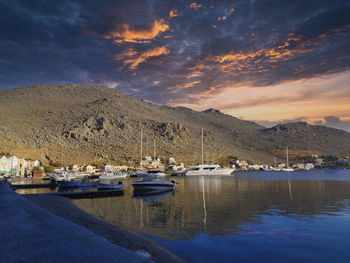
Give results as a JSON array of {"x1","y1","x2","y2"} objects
[
  {"x1": 81, "y1": 165, "x2": 95, "y2": 173},
  {"x1": 114, "y1": 165, "x2": 128, "y2": 171}
]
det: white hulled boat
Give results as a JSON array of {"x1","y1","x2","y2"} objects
[
  {"x1": 51, "y1": 171, "x2": 76, "y2": 182},
  {"x1": 99, "y1": 171, "x2": 128, "y2": 179},
  {"x1": 282, "y1": 146, "x2": 294, "y2": 172},
  {"x1": 185, "y1": 128, "x2": 234, "y2": 176},
  {"x1": 185, "y1": 164, "x2": 234, "y2": 176}
]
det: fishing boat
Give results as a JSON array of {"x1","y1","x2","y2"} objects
[
  {"x1": 56, "y1": 179, "x2": 96, "y2": 188},
  {"x1": 132, "y1": 178, "x2": 176, "y2": 191},
  {"x1": 99, "y1": 171, "x2": 128, "y2": 179},
  {"x1": 91, "y1": 169, "x2": 106, "y2": 178},
  {"x1": 146, "y1": 167, "x2": 167, "y2": 177},
  {"x1": 51, "y1": 171, "x2": 76, "y2": 182},
  {"x1": 97, "y1": 181, "x2": 123, "y2": 190}
]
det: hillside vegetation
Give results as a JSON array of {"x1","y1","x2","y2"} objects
[{"x1": 0, "y1": 84, "x2": 349, "y2": 165}]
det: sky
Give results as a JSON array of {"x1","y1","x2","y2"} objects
[{"x1": 1, "y1": 0, "x2": 350, "y2": 132}]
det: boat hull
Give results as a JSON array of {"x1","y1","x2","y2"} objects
[
  {"x1": 132, "y1": 181, "x2": 175, "y2": 191},
  {"x1": 97, "y1": 182, "x2": 123, "y2": 190},
  {"x1": 185, "y1": 169, "x2": 234, "y2": 176},
  {"x1": 57, "y1": 181, "x2": 96, "y2": 188}
]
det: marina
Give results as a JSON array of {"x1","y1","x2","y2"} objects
[
  {"x1": 72, "y1": 169, "x2": 350, "y2": 263},
  {"x1": 8, "y1": 169, "x2": 350, "y2": 262}
]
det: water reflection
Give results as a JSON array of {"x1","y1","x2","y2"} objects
[
  {"x1": 72, "y1": 170, "x2": 350, "y2": 239},
  {"x1": 133, "y1": 189, "x2": 175, "y2": 201}
]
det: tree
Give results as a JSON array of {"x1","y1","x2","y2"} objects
[
  {"x1": 32, "y1": 166, "x2": 43, "y2": 172},
  {"x1": 44, "y1": 166, "x2": 55, "y2": 174}
]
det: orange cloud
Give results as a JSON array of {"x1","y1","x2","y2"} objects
[
  {"x1": 190, "y1": 3, "x2": 202, "y2": 10},
  {"x1": 228, "y1": 8, "x2": 235, "y2": 16},
  {"x1": 115, "y1": 46, "x2": 170, "y2": 69},
  {"x1": 201, "y1": 86, "x2": 216, "y2": 95},
  {"x1": 170, "y1": 70, "x2": 350, "y2": 124},
  {"x1": 104, "y1": 19, "x2": 169, "y2": 44},
  {"x1": 184, "y1": 80, "x2": 201, "y2": 88},
  {"x1": 169, "y1": 8, "x2": 180, "y2": 18}
]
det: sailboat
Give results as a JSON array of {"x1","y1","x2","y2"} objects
[
  {"x1": 282, "y1": 147, "x2": 294, "y2": 172},
  {"x1": 131, "y1": 131, "x2": 166, "y2": 177},
  {"x1": 185, "y1": 128, "x2": 235, "y2": 176},
  {"x1": 132, "y1": 130, "x2": 176, "y2": 191}
]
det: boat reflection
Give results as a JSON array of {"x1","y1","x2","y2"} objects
[
  {"x1": 133, "y1": 189, "x2": 175, "y2": 201},
  {"x1": 72, "y1": 170, "x2": 350, "y2": 239}
]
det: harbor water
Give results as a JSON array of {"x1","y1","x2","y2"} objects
[{"x1": 18, "y1": 169, "x2": 350, "y2": 262}]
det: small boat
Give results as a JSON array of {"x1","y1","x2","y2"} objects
[
  {"x1": 51, "y1": 172, "x2": 76, "y2": 182},
  {"x1": 97, "y1": 181, "x2": 123, "y2": 190},
  {"x1": 145, "y1": 167, "x2": 167, "y2": 177},
  {"x1": 282, "y1": 167, "x2": 294, "y2": 172},
  {"x1": 130, "y1": 170, "x2": 155, "y2": 177},
  {"x1": 132, "y1": 178, "x2": 176, "y2": 191},
  {"x1": 91, "y1": 169, "x2": 106, "y2": 178},
  {"x1": 100, "y1": 171, "x2": 128, "y2": 179},
  {"x1": 57, "y1": 179, "x2": 96, "y2": 188}
]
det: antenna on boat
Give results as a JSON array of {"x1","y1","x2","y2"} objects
[
  {"x1": 286, "y1": 146, "x2": 289, "y2": 168},
  {"x1": 201, "y1": 128, "x2": 204, "y2": 165}
]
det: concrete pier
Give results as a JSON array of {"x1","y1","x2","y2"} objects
[{"x1": 0, "y1": 183, "x2": 150, "y2": 263}]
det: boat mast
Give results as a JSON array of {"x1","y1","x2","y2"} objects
[
  {"x1": 201, "y1": 128, "x2": 204, "y2": 165},
  {"x1": 140, "y1": 128, "x2": 143, "y2": 169},
  {"x1": 274, "y1": 156, "x2": 277, "y2": 168},
  {"x1": 153, "y1": 139, "x2": 156, "y2": 160},
  {"x1": 286, "y1": 146, "x2": 289, "y2": 168}
]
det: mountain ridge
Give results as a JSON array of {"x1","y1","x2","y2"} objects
[{"x1": 0, "y1": 84, "x2": 349, "y2": 165}]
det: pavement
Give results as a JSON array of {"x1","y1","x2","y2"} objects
[{"x1": 0, "y1": 182, "x2": 152, "y2": 263}]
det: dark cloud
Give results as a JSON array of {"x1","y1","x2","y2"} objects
[
  {"x1": 1, "y1": 0, "x2": 350, "y2": 104},
  {"x1": 313, "y1": 116, "x2": 350, "y2": 132}
]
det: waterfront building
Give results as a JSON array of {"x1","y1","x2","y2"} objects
[
  {"x1": 114, "y1": 165, "x2": 128, "y2": 171},
  {"x1": 168, "y1": 157, "x2": 176, "y2": 165},
  {"x1": 16, "y1": 159, "x2": 26, "y2": 177},
  {"x1": 0, "y1": 156, "x2": 9, "y2": 173},
  {"x1": 171, "y1": 163, "x2": 185, "y2": 171},
  {"x1": 69, "y1": 164, "x2": 79, "y2": 172},
  {"x1": 80, "y1": 165, "x2": 95, "y2": 173}
]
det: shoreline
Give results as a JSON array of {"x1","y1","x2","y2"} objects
[{"x1": 24, "y1": 193, "x2": 185, "y2": 263}]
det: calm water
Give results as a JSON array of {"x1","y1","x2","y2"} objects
[{"x1": 25, "y1": 170, "x2": 350, "y2": 262}]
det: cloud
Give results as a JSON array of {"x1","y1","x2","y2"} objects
[
  {"x1": 313, "y1": 116, "x2": 350, "y2": 132},
  {"x1": 103, "y1": 19, "x2": 169, "y2": 43},
  {"x1": 115, "y1": 46, "x2": 170, "y2": 69},
  {"x1": 190, "y1": 3, "x2": 202, "y2": 10},
  {"x1": 1, "y1": 0, "x2": 350, "y2": 113},
  {"x1": 169, "y1": 8, "x2": 180, "y2": 18}
]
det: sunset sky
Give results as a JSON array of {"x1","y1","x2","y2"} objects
[{"x1": 1, "y1": 0, "x2": 350, "y2": 131}]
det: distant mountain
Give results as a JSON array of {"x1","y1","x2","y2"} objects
[{"x1": 0, "y1": 84, "x2": 349, "y2": 165}]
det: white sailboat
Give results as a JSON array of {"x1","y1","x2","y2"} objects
[
  {"x1": 99, "y1": 171, "x2": 128, "y2": 179},
  {"x1": 282, "y1": 147, "x2": 294, "y2": 172},
  {"x1": 185, "y1": 128, "x2": 234, "y2": 176}
]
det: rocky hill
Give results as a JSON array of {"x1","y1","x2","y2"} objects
[{"x1": 0, "y1": 84, "x2": 349, "y2": 166}]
